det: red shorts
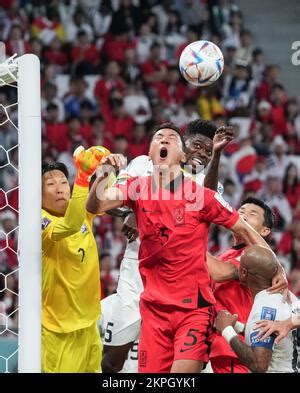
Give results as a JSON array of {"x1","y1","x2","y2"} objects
[
  {"x1": 138, "y1": 299, "x2": 213, "y2": 373},
  {"x1": 211, "y1": 356, "x2": 249, "y2": 373}
]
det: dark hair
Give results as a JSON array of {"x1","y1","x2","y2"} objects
[
  {"x1": 241, "y1": 197, "x2": 275, "y2": 229},
  {"x1": 42, "y1": 162, "x2": 69, "y2": 179},
  {"x1": 282, "y1": 163, "x2": 299, "y2": 193},
  {"x1": 150, "y1": 122, "x2": 186, "y2": 150},
  {"x1": 185, "y1": 119, "x2": 217, "y2": 140}
]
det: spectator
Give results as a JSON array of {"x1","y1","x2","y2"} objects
[{"x1": 282, "y1": 163, "x2": 300, "y2": 210}]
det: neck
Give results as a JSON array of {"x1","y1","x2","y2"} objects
[
  {"x1": 43, "y1": 207, "x2": 65, "y2": 217},
  {"x1": 153, "y1": 164, "x2": 182, "y2": 188},
  {"x1": 248, "y1": 279, "x2": 271, "y2": 299}
]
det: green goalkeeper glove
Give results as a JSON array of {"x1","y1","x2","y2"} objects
[{"x1": 73, "y1": 145, "x2": 110, "y2": 187}]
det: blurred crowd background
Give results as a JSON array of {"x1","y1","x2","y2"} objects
[{"x1": 0, "y1": 0, "x2": 300, "y2": 335}]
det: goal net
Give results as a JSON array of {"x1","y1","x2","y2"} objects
[{"x1": 0, "y1": 50, "x2": 41, "y2": 373}]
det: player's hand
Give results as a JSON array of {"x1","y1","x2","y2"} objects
[
  {"x1": 122, "y1": 212, "x2": 138, "y2": 243},
  {"x1": 215, "y1": 310, "x2": 238, "y2": 333},
  {"x1": 73, "y1": 145, "x2": 110, "y2": 187},
  {"x1": 267, "y1": 264, "x2": 290, "y2": 303},
  {"x1": 102, "y1": 154, "x2": 127, "y2": 172},
  {"x1": 255, "y1": 319, "x2": 292, "y2": 344},
  {"x1": 212, "y1": 126, "x2": 234, "y2": 153}
]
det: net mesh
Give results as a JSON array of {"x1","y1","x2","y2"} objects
[{"x1": 0, "y1": 54, "x2": 19, "y2": 373}]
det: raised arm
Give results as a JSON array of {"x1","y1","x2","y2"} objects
[
  {"x1": 206, "y1": 252, "x2": 239, "y2": 282},
  {"x1": 49, "y1": 146, "x2": 110, "y2": 241},
  {"x1": 86, "y1": 154, "x2": 128, "y2": 214},
  {"x1": 204, "y1": 126, "x2": 234, "y2": 191}
]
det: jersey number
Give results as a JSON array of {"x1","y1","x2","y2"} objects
[
  {"x1": 104, "y1": 322, "x2": 114, "y2": 343},
  {"x1": 78, "y1": 248, "x2": 85, "y2": 263},
  {"x1": 160, "y1": 227, "x2": 169, "y2": 245},
  {"x1": 184, "y1": 329, "x2": 199, "y2": 347}
]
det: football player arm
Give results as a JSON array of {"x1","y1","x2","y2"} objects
[
  {"x1": 204, "y1": 126, "x2": 234, "y2": 191},
  {"x1": 229, "y1": 337, "x2": 272, "y2": 373},
  {"x1": 215, "y1": 310, "x2": 272, "y2": 373},
  {"x1": 86, "y1": 174, "x2": 124, "y2": 214},
  {"x1": 206, "y1": 252, "x2": 239, "y2": 282},
  {"x1": 50, "y1": 185, "x2": 89, "y2": 241},
  {"x1": 230, "y1": 217, "x2": 270, "y2": 248}
]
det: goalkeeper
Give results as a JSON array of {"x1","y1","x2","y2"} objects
[{"x1": 41, "y1": 145, "x2": 124, "y2": 373}]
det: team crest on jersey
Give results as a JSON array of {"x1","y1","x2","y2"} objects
[
  {"x1": 80, "y1": 223, "x2": 88, "y2": 234},
  {"x1": 261, "y1": 306, "x2": 276, "y2": 321},
  {"x1": 173, "y1": 206, "x2": 185, "y2": 226},
  {"x1": 41, "y1": 217, "x2": 51, "y2": 230}
]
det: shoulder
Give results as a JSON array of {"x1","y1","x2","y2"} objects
[
  {"x1": 124, "y1": 156, "x2": 153, "y2": 177},
  {"x1": 253, "y1": 290, "x2": 285, "y2": 320}
]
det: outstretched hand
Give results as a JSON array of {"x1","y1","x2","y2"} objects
[
  {"x1": 73, "y1": 145, "x2": 110, "y2": 187},
  {"x1": 213, "y1": 126, "x2": 234, "y2": 153}
]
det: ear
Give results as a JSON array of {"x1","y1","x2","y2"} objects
[
  {"x1": 180, "y1": 151, "x2": 186, "y2": 164},
  {"x1": 260, "y1": 227, "x2": 271, "y2": 238}
]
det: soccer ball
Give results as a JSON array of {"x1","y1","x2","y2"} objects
[{"x1": 179, "y1": 40, "x2": 224, "y2": 87}]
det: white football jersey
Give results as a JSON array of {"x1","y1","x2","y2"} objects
[
  {"x1": 99, "y1": 294, "x2": 139, "y2": 373},
  {"x1": 245, "y1": 290, "x2": 299, "y2": 373}
]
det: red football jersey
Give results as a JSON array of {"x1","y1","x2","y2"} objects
[
  {"x1": 210, "y1": 244, "x2": 253, "y2": 359},
  {"x1": 116, "y1": 173, "x2": 239, "y2": 309}
]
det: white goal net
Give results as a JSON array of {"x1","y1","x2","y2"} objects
[{"x1": 0, "y1": 51, "x2": 41, "y2": 373}]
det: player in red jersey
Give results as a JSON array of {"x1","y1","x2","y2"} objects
[
  {"x1": 87, "y1": 123, "x2": 276, "y2": 373},
  {"x1": 209, "y1": 197, "x2": 284, "y2": 373}
]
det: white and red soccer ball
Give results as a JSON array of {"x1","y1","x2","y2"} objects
[{"x1": 179, "y1": 40, "x2": 224, "y2": 87}]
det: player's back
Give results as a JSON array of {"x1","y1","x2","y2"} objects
[{"x1": 245, "y1": 290, "x2": 298, "y2": 373}]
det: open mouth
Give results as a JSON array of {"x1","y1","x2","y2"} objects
[
  {"x1": 160, "y1": 147, "x2": 168, "y2": 158},
  {"x1": 192, "y1": 157, "x2": 203, "y2": 166}
]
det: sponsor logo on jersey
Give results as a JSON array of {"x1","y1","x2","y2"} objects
[
  {"x1": 41, "y1": 217, "x2": 51, "y2": 230},
  {"x1": 250, "y1": 330, "x2": 274, "y2": 349}
]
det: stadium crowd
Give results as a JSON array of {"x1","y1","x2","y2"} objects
[{"x1": 0, "y1": 0, "x2": 299, "y2": 337}]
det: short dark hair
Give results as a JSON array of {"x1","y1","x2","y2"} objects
[
  {"x1": 186, "y1": 119, "x2": 217, "y2": 140},
  {"x1": 150, "y1": 122, "x2": 186, "y2": 150},
  {"x1": 241, "y1": 197, "x2": 275, "y2": 229},
  {"x1": 42, "y1": 162, "x2": 69, "y2": 179}
]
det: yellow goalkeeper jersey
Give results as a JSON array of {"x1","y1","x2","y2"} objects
[{"x1": 42, "y1": 184, "x2": 100, "y2": 333}]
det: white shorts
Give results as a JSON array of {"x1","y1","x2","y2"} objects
[{"x1": 99, "y1": 257, "x2": 143, "y2": 346}]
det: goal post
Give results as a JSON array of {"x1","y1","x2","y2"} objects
[
  {"x1": 18, "y1": 54, "x2": 41, "y2": 373},
  {"x1": 0, "y1": 52, "x2": 41, "y2": 373}
]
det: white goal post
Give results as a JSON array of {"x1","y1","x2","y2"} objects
[
  {"x1": 18, "y1": 54, "x2": 41, "y2": 373},
  {"x1": 0, "y1": 53, "x2": 42, "y2": 373}
]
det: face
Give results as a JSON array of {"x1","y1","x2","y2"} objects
[
  {"x1": 42, "y1": 170, "x2": 71, "y2": 216},
  {"x1": 185, "y1": 135, "x2": 213, "y2": 172},
  {"x1": 148, "y1": 128, "x2": 185, "y2": 167},
  {"x1": 238, "y1": 203, "x2": 270, "y2": 237}
]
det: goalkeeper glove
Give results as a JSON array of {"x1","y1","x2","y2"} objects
[{"x1": 73, "y1": 145, "x2": 110, "y2": 187}]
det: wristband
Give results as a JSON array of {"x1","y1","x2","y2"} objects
[
  {"x1": 222, "y1": 326, "x2": 237, "y2": 343},
  {"x1": 234, "y1": 321, "x2": 245, "y2": 334}
]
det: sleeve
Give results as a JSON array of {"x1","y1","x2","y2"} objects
[
  {"x1": 200, "y1": 188, "x2": 239, "y2": 228},
  {"x1": 248, "y1": 301, "x2": 277, "y2": 351},
  {"x1": 42, "y1": 184, "x2": 88, "y2": 242}
]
